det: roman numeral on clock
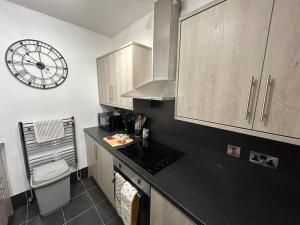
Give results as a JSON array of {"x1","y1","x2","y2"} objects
[
  {"x1": 35, "y1": 44, "x2": 41, "y2": 52},
  {"x1": 28, "y1": 75, "x2": 36, "y2": 84},
  {"x1": 15, "y1": 69, "x2": 27, "y2": 77}
]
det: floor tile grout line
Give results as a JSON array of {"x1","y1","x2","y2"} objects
[
  {"x1": 64, "y1": 206, "x2": 94, "y2": 224},
  {"x1": 70, "y1": 184, "x2": 97, "y2": 199},
  {"x1": 86, "y1": 185, "x2": 98, "y2": 191},
  {"x1": 17, "y1": 179, "x2": 99, "y2": 225},
  {"x1": 81, "y1": 179, "x2": 106, "y2": 225},
  {"x1": 24, "y1": 215, "x2": 38, "y2": 224},
  {"x1": 70, "y1": 191, "x2": 85, "y2": 200},
  {"x1": 20, "y1": 201, "x2": 71, "y2": 225},
  {"x1": 61, "y1": 207, "x2": 66, "y2": 225}
]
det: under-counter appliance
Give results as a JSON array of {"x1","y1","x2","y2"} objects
[
  {"x1": 98, "y1": 112, "x2": 123, "y2": 131},
  {"x1": 113, "y1": 157, "x2": 150, "y2": 225},
  {"x1": 118, "y1": 140, "x2": 184, "y2": 175}
]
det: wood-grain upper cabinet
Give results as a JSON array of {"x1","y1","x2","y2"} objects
[
  {"x1": 150, "y1": 189, "x2": 196, "y2": 225},
  {"x1": 85, "y1": 135, "x2": 114, "y2": 205},
  {"x1": 117, "y1": 46, "x2": 133, "y2": 108},
  {"x1": 97, "y1": 56, "x2": 110, "y2": 104},
  {"x1": 97, "y1": 42, "x2": 151, "y2": 110},
  {"x1": 253, "y1": 0, "x2": 300, "y2": 138},
  {"x1": 132, "y1": 44, "x2": 152, "y2": 88},
  {"x1": 176, "y1": 0, "x2": 273, "y2": 129}
]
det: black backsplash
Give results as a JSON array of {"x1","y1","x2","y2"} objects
[{"x1": 131, "y1": 99, "x2": 300, "y2": 180}]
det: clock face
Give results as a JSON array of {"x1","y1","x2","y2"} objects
[{"x1": 5, "y1": 39, "x2": 68, "y2": 89}]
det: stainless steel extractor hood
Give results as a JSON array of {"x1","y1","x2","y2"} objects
[{"x1": 122, "y1": 0, "x2": 181, "y2": 101}]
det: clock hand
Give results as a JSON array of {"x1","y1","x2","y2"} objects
[
  {"x1": 38, "y1": 49, "x2": 42, "y2": 62},
  {"x1": 19, "y1": 48, "x2": 38, "y2": 63},
  {"x1": 44, "y1": 65, "x2": 57, "y2": 69},
  {"x1": 44, "y1": 65, "x2": 65, "y2": 71},
  {"x1": 23, "y1": 62, "x2": 36, "y2": 66},
  {"x1": 25, "y1": 53, "x2": 38, "y2": 63},
  {"x1": 25, "y1": 60, "x2": 35, "y2": 64}
]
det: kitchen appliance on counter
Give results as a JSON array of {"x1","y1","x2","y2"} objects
[
  {"x1": 98, "y1": 112, "x2": 124, "y2": 131},
  {"x1": 122, "y1": 113, "x2": 135, "y2": 134},
  {"x1": 118, "y1": 140, "x2": 184, "y2": 175},
  {"x1": 113, "y1": 157, "x2": 150, "y2": 225}
]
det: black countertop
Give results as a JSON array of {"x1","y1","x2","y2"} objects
[{"x1": 84, "y1": 127, "x2": 300, "y2": 225}]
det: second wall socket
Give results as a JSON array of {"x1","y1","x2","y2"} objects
[{"x1": 249, "y1": 151, "x2": 279, "y2": 170}]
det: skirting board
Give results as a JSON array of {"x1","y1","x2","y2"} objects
[{"x1": 11, "y1": 167, "x2": 88, "y2": 210}]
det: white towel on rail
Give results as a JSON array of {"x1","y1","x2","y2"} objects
[{"x1": 33, "y1": 119, "x2": 64, "y2": 143}]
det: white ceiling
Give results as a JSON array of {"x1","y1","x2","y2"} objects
[{"x1": 6, "y1": 0, "x2": 155, "y2": 36}]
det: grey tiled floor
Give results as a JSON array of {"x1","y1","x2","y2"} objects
[{"x1": 9, "y1": 177, "x2": 123, "y2": 225}]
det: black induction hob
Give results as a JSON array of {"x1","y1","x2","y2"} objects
[{"x1": 118, "y1": 139, "x2": 185, "y2": 174}]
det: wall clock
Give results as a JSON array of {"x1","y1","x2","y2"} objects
[{"x1": 5, "y1": 39, "x2": 68, "y2": 89}]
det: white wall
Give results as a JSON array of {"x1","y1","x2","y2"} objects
[
  {"x1": 0, "y1": 0, "x2": 113, "y2": 195},
  {"x1": 112, "y1": 11, "x2": 154, "y2": 49},
  {"x1": 181, "y1": 0, "x2": 214, "y2": 16},
  {"x1": 0, "y1": 0, "x2": 214, "y2": 196},
  {"x1": 112, "y1": 0, "x2": 214, "y2": 48}
]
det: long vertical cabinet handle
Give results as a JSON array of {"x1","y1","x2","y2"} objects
[
  {"x1": 94, "y1": 145, "x2": 97, "y2": 160},
  {"x1": 112, "y1": 173, "x2": 116, "y2": 200},
  {"x1": 109, "y1": 86, "x2": 112, "y2": 101},
  {"x1": 261, "y1": 75, "x2": 272, "y2": 121},
  {"x1": 245, "y1": 75, "x2": 257, "y2": 120},
  {"x1": 109, "y1": 86, "x2": 114, "y2": 102}
]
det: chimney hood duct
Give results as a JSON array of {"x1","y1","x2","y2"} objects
[{"x1": 122, "y1": 0, "x2": 181, "y2": 100}]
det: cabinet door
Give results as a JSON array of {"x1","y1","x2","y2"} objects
[
  {"x1": 176, "y1": 0, "x2": 273, "y2": 129},
  {"x1": 85, "y1": 134, "x2": 96, "y2": 177},
  {"x1": 150, "y1": 189, "x2": 196, "y2": 225},
  {"x1": 118, "y1": 46, "x2": 133, "y2": 109},
  {"x1": 132, "y1": 44, "x2": 152, "y2": 88},
  {"x1": 97, "y1": 57, "x2": 110, "y2": 104},
  {"x1": 1, "y1": 187, "x2": 13, "y2": 225},
  {"x1": 99, "y1": 145, "x2": 114, "y2": 204},
  {"x1": 253, "y1": 0, "x2": 300, "y2": 138},
  {"x1": 108, "y1": 52, "x2": 118, "y2": 105},
  {"x1": 94, "y1": 143, "x2": 103, "y2": 187}
]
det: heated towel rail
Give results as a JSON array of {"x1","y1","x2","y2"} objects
[{"x1": 18, "y1": 116, "x2": 80, "y2": 201}]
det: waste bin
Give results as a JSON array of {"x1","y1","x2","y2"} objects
[{"x1": 30, "y1": 159, "x2": 71, "y2": 215}]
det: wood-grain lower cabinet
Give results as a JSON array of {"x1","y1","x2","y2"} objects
[
  {"x1": 0, "y1": 190, "x2": 13, "y2": 225},
  {"x1": 85, "y1": 135, "x2": 114, "y2": 205},
  {"x1": 150, "y1": 189, "x2": 196, "y2": 225},
  {"x1": 97, "y1": 144, "x2": 114, "y2": 204},
  {"x1": 97, "y1": 42, "x2": 151, "y2": 110},
  {"x1": 85, "y1": 134, "x2": 97, "y2": 178}
]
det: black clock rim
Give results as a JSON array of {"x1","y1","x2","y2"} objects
[{"x1": 5, "y1": 39, "x2": 68, "y2": 90}]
